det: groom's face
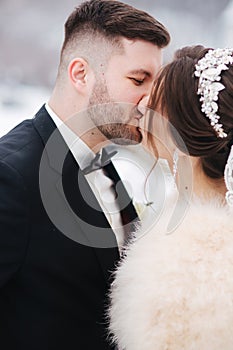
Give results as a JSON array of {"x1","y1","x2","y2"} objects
[{"x1": 88, "y1": 38, "x2": 162, "y2": 145}]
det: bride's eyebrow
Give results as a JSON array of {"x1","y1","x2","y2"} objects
[{"x1": 128, "y1": 69, "x2": 152, "y2": 77}]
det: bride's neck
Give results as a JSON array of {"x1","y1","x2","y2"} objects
[{"x1": 191, "y1": 157, "x2": 226, "y2": 201}]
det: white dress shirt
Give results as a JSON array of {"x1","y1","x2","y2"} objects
[{"x1": 45, "y1": 103, "x2": 125, "y2": 249}]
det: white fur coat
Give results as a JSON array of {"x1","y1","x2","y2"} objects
[{"x1": 109, "y1": 201, "x2": 233, "y2": 350}]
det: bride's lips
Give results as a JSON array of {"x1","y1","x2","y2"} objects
[
  {"x1": 137, "y1": 101, "x2": 148, "y2": 117},
  {"x1": 131, "y1": 105, "x2": 144, "y2": 121}
]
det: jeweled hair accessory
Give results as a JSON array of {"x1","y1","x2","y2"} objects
[{"x1": 194, "y1": 48, "x2": 233, "y2": 138}]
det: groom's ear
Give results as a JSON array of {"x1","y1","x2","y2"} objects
[{"x1": 68, "y1": 58, "x2": 92, "y2": 94}]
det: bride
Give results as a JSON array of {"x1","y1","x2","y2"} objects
[{"x1": 109, "y1": 45, "x2": 233, "y2": 349}]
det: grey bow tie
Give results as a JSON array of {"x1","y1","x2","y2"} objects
[{"x1": 82, "y1": 148, "x2": 117, "y2": 175}]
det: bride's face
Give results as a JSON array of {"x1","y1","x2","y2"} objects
[{"x1": 139, "y1": 103, "x2": 173, "y2": 159}]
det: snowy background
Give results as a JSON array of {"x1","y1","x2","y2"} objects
[{"x1": 1, "y1": 0, "x2": 233, "y2": 137}]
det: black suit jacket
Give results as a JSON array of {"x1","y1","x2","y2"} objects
[{"x1": 0, "y1": 106, "x2": 120, "y2": 350}]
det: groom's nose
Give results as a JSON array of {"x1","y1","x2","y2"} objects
[{"x1": 137, "y1": 96, "x2": 149, "y2": 115}]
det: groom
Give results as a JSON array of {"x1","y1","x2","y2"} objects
[{"x1": 0, "y1": 1, "x2": 170, "y2": 349}]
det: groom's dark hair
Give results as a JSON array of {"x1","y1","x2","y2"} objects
[{"x1": 58, "y1": 0, "x2": 170, "y2": 73}]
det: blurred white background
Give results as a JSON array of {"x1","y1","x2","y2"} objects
[{"x1": 1, "y1": 0, "x2": 233, "y2": 136}]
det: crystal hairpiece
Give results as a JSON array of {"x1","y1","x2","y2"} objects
[{"x1": 194, "y1": 48, "x2": 233, "y2": 138}]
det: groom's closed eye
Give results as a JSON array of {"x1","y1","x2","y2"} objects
[
  {"x1": 127, "y1": 69, "x2": 154, "y2": 87},
  {"x1": 129, "y1": 77, "x2": 145, "y2": 86}
]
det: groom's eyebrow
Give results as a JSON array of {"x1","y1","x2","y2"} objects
[{"x1": 128, "y1": 69, "x2": 152, "y2": 77}]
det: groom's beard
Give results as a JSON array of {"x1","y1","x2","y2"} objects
[{"x1": 88, "y1": 81, "x2": 142, "y2": 145}]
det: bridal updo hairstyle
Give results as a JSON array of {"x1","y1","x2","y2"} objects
[{"x1": 148, "y1": 45, "x2": 233, "y2": 179}]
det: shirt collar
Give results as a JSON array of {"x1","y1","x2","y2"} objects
[{"x1": 45, "y1": 103, "x2": 95, "y2": 170}]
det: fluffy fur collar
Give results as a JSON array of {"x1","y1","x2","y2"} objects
[{"x1": 109, "y1": 200, "x2": 233, "y2": 350}]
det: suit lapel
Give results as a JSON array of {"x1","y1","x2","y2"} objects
[{"x1": 33, "y1": 105, "x2": 120, "y2": 282}]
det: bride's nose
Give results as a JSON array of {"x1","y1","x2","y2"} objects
[{"x1": 137, "y1": 96, "x2": 149, "y2": 115}]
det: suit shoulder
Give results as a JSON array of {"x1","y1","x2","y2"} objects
[
  {"x1": 0, "y1": 118, "x2": 44, "y2": 176},
  {"x1": 0, "y1": 118, "x2": 40, "y2": 155}
]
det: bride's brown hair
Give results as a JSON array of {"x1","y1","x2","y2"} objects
[{"x1": 148, "y1": 45, "x2": 233, "y2": 179}]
